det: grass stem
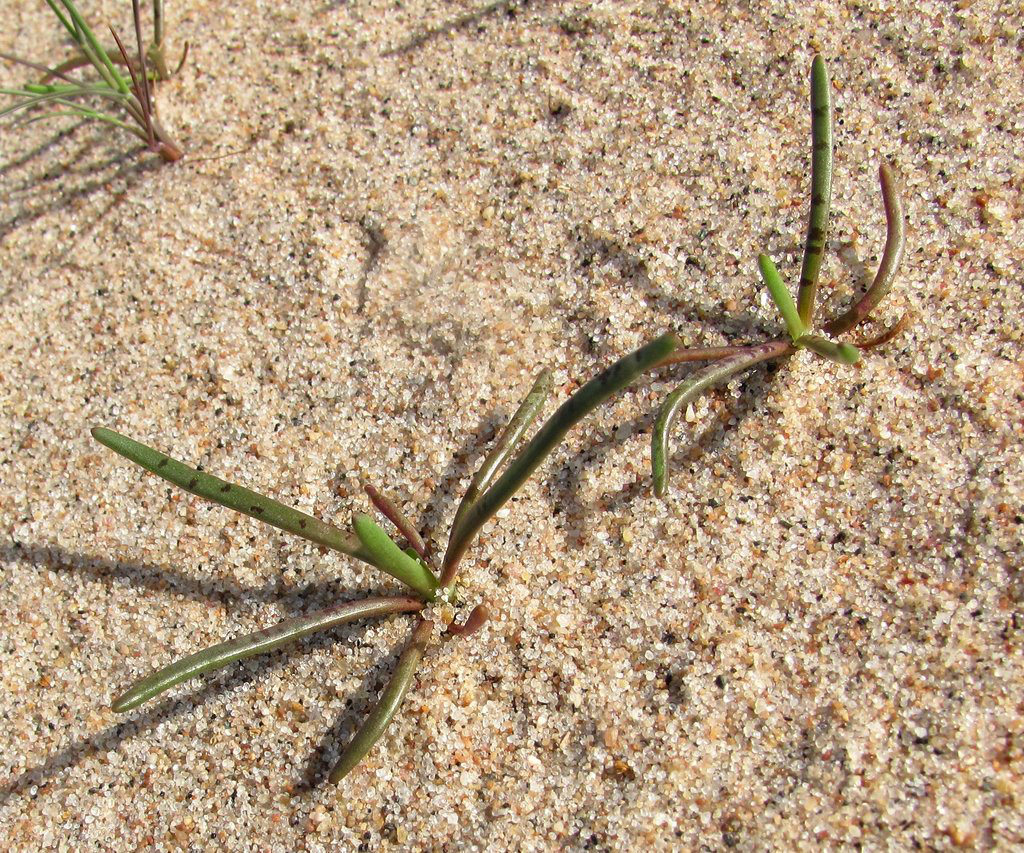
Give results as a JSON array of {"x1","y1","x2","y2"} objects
[
  {"x1": 797, "y1": 334, "x2": 860, "y2": 365},
  {"x1": 91, "y1": 427, "x2": 375, "y2": 566},
  {"x1": 758, "y1": 253, "x2": 806, "y2": 341},
  {"x1": 448, "y1": 369, "x2": 552, "y2": 552},
  {"x1": 651, "y1": 340, "x2": 792, "y2": 497},
  {"x1": 824, "y1": 164, "x2": 906, "y2": 337},
  {"x1": 364, "y1": 483, "x2": 429, "y2": 559}
]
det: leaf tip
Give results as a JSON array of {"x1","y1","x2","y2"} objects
[
  {"x1": 110, "y1": 693, "x2": 134, "y2": 713},
  {"x1": 837, "y1": 342, "x2": 861, "y2": 365},
  {"x1": 91, "y1": 425, "x2": 114, "y2": 446}
]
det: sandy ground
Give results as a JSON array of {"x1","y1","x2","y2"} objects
[{"x1": 1, "y1": 0, "x2": 1022, "y2": 849}]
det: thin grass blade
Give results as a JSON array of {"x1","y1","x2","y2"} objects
[
  {"x1": 449, "y1": 368, "x2": 553, "y2": 547},
  {"x1": 172, "y1": 42, "x2": 189, "y2": 75},
  {"x1": 56, "y1": 0, "x2": 130, "y2": 92},
  {"x1": 352, "y1": 514, "x2": 438, "y2": 600},
  {"x1": 0, "y1": 50, "x2": 83, "y2": 86},
  {"x1": 0, "y1": 85, "x2": 130, "y2": 119},
  {"x1": 329, "y1": 618, "x2": 433, "y2": 783},
  {"x1": 655, "y1": 345, "x2": 753, "y2": 366},
  {"x1": 758, "y1": 253, "x2": 805, "y2": 341},
  {"x1": 130, "y1": 0, "x2": 154, "y2": 123},
  {"x1": 92, "y1": 427, "x2": 375, "y2": 564},
  {"x1": 112, "y1": 596, "x2": 423, "y2": 712},
  {"x1": 441, "y1": 333, "x2": 679, "y2": 583},
  {"x1": 652, "y1": 340, "x2": 792, "y2": 497},
  {"x1": 824, "y1": 164, "x2": 906, "y2": 337},
  {"x1": 108, "y1": 22, "x2": 154, "y2": 147},
  {"x1": 22, "y1": 83, "x2": 79, "y2": 95},
  {"x1": 43, "y1": 0, "x2": 77, "y2": 40},
  {"x1": 12, "y1": 104, "x2": 138, "y2": 136},
  {"x1": 11, "y1": 108, "x2": 92, "y2": 126},
  {"x1": 796, "y1": 54, "x2": 833, "y2": 327}
]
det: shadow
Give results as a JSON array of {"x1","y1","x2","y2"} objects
[
  {"x1": 382, "y1": 0, "x2": 564, "y2": 57},
  {"x1": 802, "y1": 237, "x2": 875, "y2": 322},
  {"x1": 417, "y1": 406, "x2": 513, "y2": 551},
  {"x1": 546, "y1": 407, "x2": 657, "y2": 523},
  {"x1": 0, "y1": 540, "x2": 386, "y2": 610},
  {"x1": 354, "y1": 213, "x2": 387, "y2": 316},
  {"x1": 567, "y1": 223, "x2": 778, "y2": 357},
  {"x1": 0, "y1": 134, "x2": 158, "y2": 292},
  {"x1": 532, "y1": 221, "x2": 792, "y2": 521},
  {"x1": 0, "y1": 615, "x2": 407, "y2": 807},
  {"x1": 0, "y1": 120, "x2": 88, "y2": 178},
  {"x1": 834, "y1": 239, "x2": 872, "y2": 295},
  {"x1": 339, "y1": 402, "x2": 510, "y2": 565}
]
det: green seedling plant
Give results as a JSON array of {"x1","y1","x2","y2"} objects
[
  {"x1": 648, "y1": 55, "x2": 909, "y2": 496},
  {"x1": 90, "y1": 54, "x2": 905, "y2": 786},
  {"x1": 1, "y1": 0, "x2": 183, "y2": 162},
  {"x1": 93, "y1": 332, "x2": 682, "y2": 783}
]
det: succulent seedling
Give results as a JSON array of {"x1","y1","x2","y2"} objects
[
  {"x1": 1, "y1": 0, "x2": 184, "y2": 162},
  {"x1": 93, "y1": 333, "x2": 681, "y2": 783},
  {"x1": 89, "y1": 53, "x2": 905, "y2": 786},
  {"x1": 648, "y1": 55, "x2": 909, "y2": 496}
]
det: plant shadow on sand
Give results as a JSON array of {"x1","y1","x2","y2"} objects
[
  {"x1": 543, "y1": 221, "x2": 786, "y2": 527},
  {"x1": 0, "y1": 541, "x2": 417, "y2": 804},
  {"x1": 0, "y1": 124, "x2": 159, "y2": 292},
  {"x1": 379, "y1": 0, "x2": 566, "y2": 56}
]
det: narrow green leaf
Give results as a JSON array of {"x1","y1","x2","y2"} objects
[
  {"x1": 449, "y1": 368, "x2": 553, "y2": 547},
  {"x1": 441, "y1": 333, "x2": 679, "y2": 582},
  {"x1": 91, "y1": 427, "x2": 374, "y2": 563},
  {"x1": 43, "y1": 0, "x2": 77, "y2": 40},
  {"x1": 56, "y1": 0, "x2": 130, "y2": 92},
  {"x1": 329, "y1": 618, "x2": 433, "y2": 783},
  {"x1": 797, "y1": 334, "x2": 860, "y2": 365},
  {"x1": 352, "y1": 515, "x2": 438, "y2": 601},
  {"x1": 0, "y1": 49, "x2": 84, "y2": 86},
  {"x1": 652, "y1": 340, "x2": 792, "y2": 497},
  {"x1": 758, "y1": 253, "x2": 805, "y2": 342},
  {"x1": 112, "y1": 596, "x2": 423, "y2": 712},
  {"x1": 0, "y1": 86, "x2": 131, "y2": 120},
  {"x1": 12, "y1": 105, "x2": 139, "y2": 137},
  {"x1": 796, "y1": 54, "x2": 834, "y2": 327}
]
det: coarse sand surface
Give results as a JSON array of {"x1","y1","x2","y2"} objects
[{"x1": 1, "y1": 1, "x2": 1022, "y2": 849}]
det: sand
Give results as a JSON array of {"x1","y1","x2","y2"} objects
[{"x1": 1, "y1": 0, "x2": 1022, "y2": 849}]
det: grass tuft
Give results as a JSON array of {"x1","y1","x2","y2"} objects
[{"x1": 1, "y1": 0, "x2": 183, "y2": 161}]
